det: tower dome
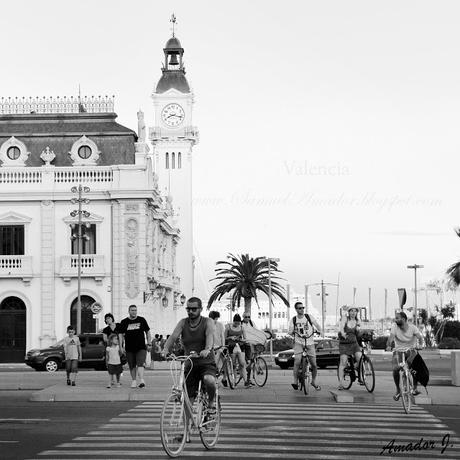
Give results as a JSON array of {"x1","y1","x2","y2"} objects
[{"x1": 155, "y1": 34, "x2": 190, "y2": 94}]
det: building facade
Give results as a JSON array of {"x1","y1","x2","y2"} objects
[
  {"x1": 0, "y1": 31, "x2": 198, "y2": 362},
  {"x1": 0, "y1": 97, "x2": 187, "y2": 362}
]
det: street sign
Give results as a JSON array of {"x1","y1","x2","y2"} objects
[{"x1": 90, "y1": 302, "x2": 103, "y2": 314}]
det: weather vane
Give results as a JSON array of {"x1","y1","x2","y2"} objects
[{"x1": 170, "y1": 13, "x2": 177, "y2": 37}]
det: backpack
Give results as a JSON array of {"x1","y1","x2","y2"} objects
[
  {"x1": 293, "y1": 314, "x2": 315, "y2": 333},
  {"x1": 410, "y1": 353, "x2": 430, "y2": 389}
]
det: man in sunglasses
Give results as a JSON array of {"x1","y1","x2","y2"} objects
[
  {"x1": 163, "y1": 297, "x2": 217, "y2": 415},
  {"x1": 288, "y1": 301, "x2": 322, "y2": 391}
]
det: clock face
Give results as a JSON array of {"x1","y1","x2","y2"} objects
[{"x1": 161, "y1": 103, "x2": 185, "y2": 127}]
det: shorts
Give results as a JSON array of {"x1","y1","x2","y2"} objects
[
  {"x1": 392, "y1": 350, "x2": 416, "y2": 371},
  {"x1": 126, "y1": 349, "x2": 147, "y2": 369},
  {"x1": 65, "y1": 359, "x2": 78, "y2": 373},
  {"x1": 184, "y1": 357, "x2": 217, "y2": 398},
  {"x1": 339, "y1": 341, "x2": 361, "y2": 356},
  {"x1": 293, "y1": 343, "x2": 316, "y2": 357},
  {"x1": 108, "y1": 364, "x2": 123, "y2": 375}
]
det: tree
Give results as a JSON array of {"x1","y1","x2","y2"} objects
[
  {"x1": 207, "y1": 253, "x2": 289, "y2": 317},
  {"x1": 446, "y1": 227, "x2": 460, "y2": 287}
]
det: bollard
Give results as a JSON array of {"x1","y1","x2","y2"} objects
[{"x1": 452, "y1": 351, "x2": 460, "y2": 386}]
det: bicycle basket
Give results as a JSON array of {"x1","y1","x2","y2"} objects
[{"x1": 254, "y1": 344, "x2": 266, "y2": 354}]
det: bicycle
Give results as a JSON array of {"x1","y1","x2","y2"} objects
[
  {"x1": 338, "y1": 336, "x2": 375, "y2": 393},
  {"x1": 160, "y1": 353, "x2": 221, "y2": 457},
  {"x1": 234, "y1": 343, "x2": 268, "y2": 387},
  {"x1": 293, "y1": 331, "x2": 314, "y2": 395},
  {"x1": 214, "y1": 346, "x2": 236, "y2": 389},
  {"x1": 395, "y1": 347, "x2": 418, "y2": 414}
]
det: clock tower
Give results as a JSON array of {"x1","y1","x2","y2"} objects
[{"x1": 150, "y1": 26, "x2": 199, "y2": 301}]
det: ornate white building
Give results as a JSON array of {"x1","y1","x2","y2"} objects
[{"x1": 0, "y1": 30, "x2": 198, "y2": 362}]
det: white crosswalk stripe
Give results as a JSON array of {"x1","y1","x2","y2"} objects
[{"x1": 29, "y1": 402, "x2": 460, "y2": 459}]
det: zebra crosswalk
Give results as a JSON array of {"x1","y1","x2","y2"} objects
[{"x1": 30, "y1": 401, "x2": 460, "y2": 459}]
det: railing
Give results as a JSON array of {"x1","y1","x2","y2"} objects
[
  {"x1": 54, "y1": 168, "x2": 113, "y2": 183},
  {"x1": 0, "y1": 256, "x2": 33, "y2": 276},
  {"x1": 0, "y1": 169, "x2": 42, "y2": 184},
  {"x1": 0, "y1": 96, "x2": 115, "y2": 115},
  {"x1": 59, "y1": 255, "x2": 105, "y2": 278}
]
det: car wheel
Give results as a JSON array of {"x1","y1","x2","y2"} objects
[{"x1": 44, "y1": 359, "x2": 60, "y2": 372}]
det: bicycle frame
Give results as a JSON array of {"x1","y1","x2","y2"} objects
[
  {"x1": 396, "y1": 347, "x2": 416, "y2": 414},
  {"x1": 293, "y1": 331, "x2": 313, "y2": 395}
]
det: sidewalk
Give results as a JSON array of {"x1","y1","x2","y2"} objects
[{"x1": 25, "y1": 368, "x2": 460, "y2": 405}]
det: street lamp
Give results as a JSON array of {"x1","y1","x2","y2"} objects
[
  {"x1": 180, "y1": 294, "x2": 187, "y2": 305},
  {"x1": 143, "y1": 278, "x2": 159, "y2": 303},
  {"x1": 407, "y1": 264, "x2": 424, "y2": 327},
  {"x1": 70, "y1": 184, "x2": 90, "y2": 334},
  {"x1": 261, "y1": 256, "x2": 280, "y2": 361},
  {"x1": 305, "y1": 280, "x2": 338, "y2": 337}
]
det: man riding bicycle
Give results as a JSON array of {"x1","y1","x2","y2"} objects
[
  {"x1": 163, "y1": 297, "x2": 218, "y2": 414},
  {"x1": 386, "y1": 311, "x2": 424, "y2": 401},
  {"x1": 288, "y1": 301, "x2": 322, "y2": 391}
]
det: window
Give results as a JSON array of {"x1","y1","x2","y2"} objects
[
  {"x1": 71, "y1": 224, "x2": 96, "y2": 254},
  {"x1": 172, "y1": 152, "x2": 175, "y2": 169},
  {"x1": 178, "y1": 152, "x2": 182, "y2": 169},
  {"x1": 165, "y1": 152, "x2": 169, "y2": 169},
  {"x1": 78, "y1": 145, "x2": 92, "y2": 159},
  {"x1": 6, "y1": 146, "x2": 21, "y2": 160},
  {"x1": 0, "y1": 225, "x2": 24, "y2": 255}
]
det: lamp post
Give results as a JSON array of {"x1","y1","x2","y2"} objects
[
  {"x1": 305, "y1": 280, "x2": 339, "y2": 337},
  {"x1": 70, "y1": 185, "x2": 90, "y2": 334},
  {"x1": 261, "y1": 256, "x2": 280, "y2": 361},
  {"x1": 407, "y1": 264, "x2": 424, "y2": 327}
]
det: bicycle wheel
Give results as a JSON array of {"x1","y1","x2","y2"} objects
[
  {"x1": 399, "y1": 370, "x2": 411, "y2": 414},
  {"x1": 337, "y1": 364, "x2": 353, "y2": 390},
  {"x1": 304, "y1": 361, "x2": 310, "y2": 395},
  {"x1": 160, "y1": 393, "x2": 187, "y2": 457},
  {"x1": 253, "y1": 356, "x2": 268, "y2": 387},
  {"x1": 199, "y1": 391, "x2": 221, "y2": 449},
  {"x1": 233, "y1": 359, "x2": 243, "y2": 387},
  {"x1": 224, "y1": 358, "x2": 236, "y2": 389},
  {"x1": 298, "y1": 358, "x2": 306, "y2": 393},
  {"x1": 360, "y1": 355, "x2": 375, "y2": 393}
]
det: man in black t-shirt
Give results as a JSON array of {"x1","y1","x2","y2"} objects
[{"x1": 119, "y1": 305, "x2": 152, "y2": 389}]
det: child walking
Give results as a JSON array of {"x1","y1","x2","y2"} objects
[
  {"x1": 106, "y1": 333, "x2": 123, "y2": 388},
  {"x1": 63, "y1": 325, "x2": 81, "y2": 386}
]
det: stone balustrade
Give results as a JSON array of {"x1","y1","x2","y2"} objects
[
  {"x1": 0, "y1": 255, "x2": 33, "y2": 276},
  {"x1": 59, "y1": 255, "x2": 105, "y2": 282}
]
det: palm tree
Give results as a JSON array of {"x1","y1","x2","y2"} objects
[
  {"x1": 446, "y1": 228, "x2": 460, "y2": 287},
  {"x1": 207, "y1": 253, "x2": 289, "y2": 317}
]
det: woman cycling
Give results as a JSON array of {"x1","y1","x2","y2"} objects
[
  {"x1": 225, "y1": 314, "x2": 250, "y2": 388},
  {"x1": 337, "y1": 306, "x2": 362, "y2": 390}
]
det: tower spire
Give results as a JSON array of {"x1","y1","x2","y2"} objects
[{"x1": 170, "y1": 13, "x2": 177, "y2": 37}]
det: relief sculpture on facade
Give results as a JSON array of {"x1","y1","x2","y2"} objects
[{"x1": 125, "y1": 218, "x2": 139, "y2": 299}]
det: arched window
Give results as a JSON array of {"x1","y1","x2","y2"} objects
[
  {"x1": 172, "y1": 152, "x2": 175, "y2": 169},
  {"x1": 165, "y1": 152, "x2": 169, "y2": 169},
  {"x1": 178, "y1": 152, "x2": 182, "y2": 169}
]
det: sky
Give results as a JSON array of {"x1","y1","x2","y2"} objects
[{"x1": 2, "y1": 0, "x2": 459, "y2": 319}]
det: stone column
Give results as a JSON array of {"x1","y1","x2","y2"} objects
[
  {"x1": 452, "y1": 352, "x2": 460, "y2": 386},
  {"x1": 39, "y1": 200, "x2": 56, "y2": 347}
]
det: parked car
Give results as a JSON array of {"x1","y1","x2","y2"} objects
[
  {"x1": 274, "y1": 338, "x2": 340, "y2": 369},
  {"x1": 25, "y1": 333, "x2": 107, "y2": 372}
]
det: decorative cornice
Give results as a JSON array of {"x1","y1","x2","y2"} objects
[{"x1": 0, "y1": 211, "x2": 32, "y2": 224}]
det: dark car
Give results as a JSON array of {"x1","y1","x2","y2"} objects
[
  {"x1": 25, "y1": 333, "x2": 106, "y2": 372},
  {"x1": 275, "y1": 338, "x2": 340, "y2": 369}
]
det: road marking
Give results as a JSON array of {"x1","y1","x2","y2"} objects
[
  {"x1": 0, "y1": 418, "x2": 50, "y2": 423},
  {"x1": 0, "y1": 440, "x2": 19, "y2": 443},
  {"x1": 32, "y1": 402, "x2": 460, "y2": 459}
]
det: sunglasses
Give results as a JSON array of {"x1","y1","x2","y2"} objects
[
  {"x1": 296, "y1": 307, "x2": 305, "y2": 310},
  {"x1": 243, "y1": 316, "x2": 251, "y2": 319},
  {"x1": 186, "y1": 307, "x2": 199, "y2": 312}
]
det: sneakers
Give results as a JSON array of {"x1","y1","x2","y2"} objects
[
  {"x1": 130, "y1": 380, "x2": 137, "y2": 388},
  {"x1": 412, "y1": 389, "x2": 421, "y2": 396},
  {"x1": 244, "y1": 381, "x2": 251, "y2": 388},
  {"x1": 66, "y1": 378, "x2": 71, "y2": 386},
  {"x1": 107, "y1": 384, "x2": 111, "y2": 389},
  {"x1": 116, "y1": 383, "x2": 122, "y2": 388},
  {"x1": 222, "y1": 379, "x2": 228, "y2": 388},
  {"x1": 71, "y1": 381, "x2": 76, "y2": 386},
  {"x1": 138, "y1": 379, "x2": 145, "y2": 388}
]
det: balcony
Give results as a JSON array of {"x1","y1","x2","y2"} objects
[
  {"x1": 0, "y1": 256, "x2": 33, "y2": 283},
  {"x1": 59, "y1": 255, "x2": 106, "y2": 284}
]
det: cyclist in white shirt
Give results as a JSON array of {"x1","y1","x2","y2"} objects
[
  {"x1": 288, "y1": 302, "x2": 322, "y2": 391},
  {"x1": 386, "y1": 311, "x2": 424, "y2": 401}
]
